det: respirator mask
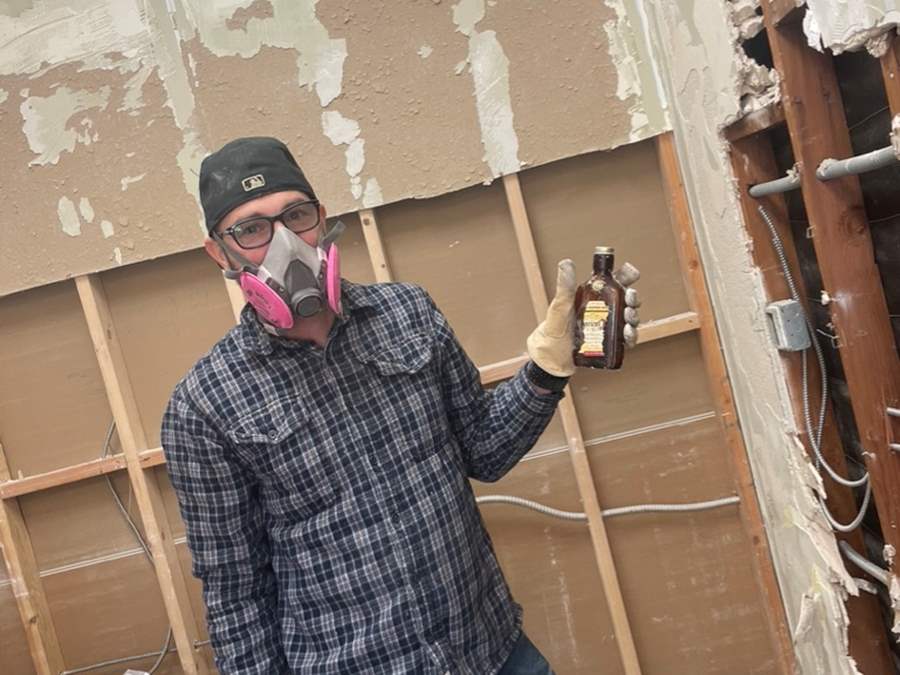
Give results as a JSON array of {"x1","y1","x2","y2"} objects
[
  {"x1": 198, "y1": 136, "x2": 343, "y2": 331},
  {"x1": 219, "y1": 219, "x2": 345, "y2": 331}
]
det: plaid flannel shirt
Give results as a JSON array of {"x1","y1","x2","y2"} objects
[{"x1": 161, "y1": 280, "x2": 562, "y2": 674}]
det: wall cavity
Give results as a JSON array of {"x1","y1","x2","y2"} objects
[{"x1": 640, "y1": 0, "x2": 860, "y2": 672}]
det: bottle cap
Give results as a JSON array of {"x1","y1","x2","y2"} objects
[{"x1": 594, "y1": 246, "x2": 615, "y2": 254}]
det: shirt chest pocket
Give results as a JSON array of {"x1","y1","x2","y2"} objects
[
  {"x1": 355, "y1": 331, "x2": 450, "y2": 461},
  {"x1": 226, "y1": 407, "x2": 340, "y2": 520}
]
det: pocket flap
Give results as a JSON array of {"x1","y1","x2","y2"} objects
[
  {"x1": 226, "y1": 406, "x2": 308, "y2": 445},
  {"x1": 358, "y1": 331, "x2": 434, "y2": 375}
]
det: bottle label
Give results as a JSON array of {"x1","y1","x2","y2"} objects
[{"x1": 578, "y1": 300, "x2": 609, "y2": 357}]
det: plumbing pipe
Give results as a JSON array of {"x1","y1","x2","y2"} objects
[
  {"x1": 816, "y1": 145, "x2": 899, "y2": 181},
  {"x1": 749, "y1": 172, "x2": 802, "y2": 198}
]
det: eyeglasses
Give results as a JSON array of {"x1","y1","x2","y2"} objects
[{"x1": 216, "y1": 200, "x2": 321, "y2": 249}]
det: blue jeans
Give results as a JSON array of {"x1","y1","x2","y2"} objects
[{"x1": 498, "y1": 632, "x2": 556, "y2": 675}]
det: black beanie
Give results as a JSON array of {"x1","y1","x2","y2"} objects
[{"x1": 199, "y1": 137, "x2": 317, "y2": 232}]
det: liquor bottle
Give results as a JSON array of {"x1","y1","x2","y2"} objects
[{"x1": 573, "y1": 246, "x2": 625, "y2": 369}]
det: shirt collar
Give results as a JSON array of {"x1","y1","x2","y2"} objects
[{"x1": 235, "y1": 279, "x2": 380, "y2": 355}]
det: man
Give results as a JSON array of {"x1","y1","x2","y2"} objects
[{"x1": 161, "y1": 137, "x2": 639, "y2": 674}]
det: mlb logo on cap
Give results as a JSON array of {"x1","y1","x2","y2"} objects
[{"x1": 242, "y1": 174, "x2": 266, "y2": 191}]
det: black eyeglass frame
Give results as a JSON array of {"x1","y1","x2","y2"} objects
[{"x1": 213, "y1": 199, "x2": 322, "y2": 250}]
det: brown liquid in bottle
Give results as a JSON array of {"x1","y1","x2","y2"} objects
[{"x1": 573, "y1": 246, "x2": 625, "y2": 370}]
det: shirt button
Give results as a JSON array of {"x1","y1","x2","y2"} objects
[{"x1": 267, "y1": 429, "x2": 278, "y2": 440}]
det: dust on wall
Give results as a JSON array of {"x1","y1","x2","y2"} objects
[
  {"x1": 639, "y1": 0, "x2": 861, "y2": 673},
  {"x1": 0, "y1": 0, "x2": 668, "y2": 297}
]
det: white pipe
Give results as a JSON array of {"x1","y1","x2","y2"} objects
[
  {"x1": 816, "y1": 145, "x2": 899, "y2": 181},
  {"x1": 749, "y1": 172, "x2": 802, "y2": 198},
  {"x1": 887, "y1": 406, "x2": 900, "y2": 418},
  {"x1": 838, "y1": 540, "x2": 890, "y2": 587}
]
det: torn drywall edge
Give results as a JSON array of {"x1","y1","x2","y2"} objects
[
  {"x1": 804, "y1": 2, "x2": 900, "y2": 54},
  {"x1": 641, "y1": 1, "x2": 862, "y2": 672}
]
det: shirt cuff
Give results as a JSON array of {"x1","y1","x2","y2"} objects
[{"x1": 512, "y1": 365, "x2": 565, "y2": 414}]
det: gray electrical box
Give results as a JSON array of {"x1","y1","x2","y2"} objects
[{"x1": 765, "y1": 299, "x2": 811, "y2": 351}]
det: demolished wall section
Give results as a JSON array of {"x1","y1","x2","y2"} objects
[{"x1": 641, "y1": 1, "x2": 859, "y2": 672}]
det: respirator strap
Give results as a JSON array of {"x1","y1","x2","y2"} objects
[{"x1": 320, "y1": 219, "x2": 346, "y2": 250}]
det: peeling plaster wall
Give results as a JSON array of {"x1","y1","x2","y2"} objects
[
  {"x1": 641, "y1": 1, "x2": 860, "y2": 673},
  {"x1": 804, "y1": 0, "x2": 900, "y2": 54},
  {"x1": 0, "y1": 0, "x2": 667, "y2": 296}
]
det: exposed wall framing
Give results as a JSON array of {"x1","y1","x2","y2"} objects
[
  {"x1": 1, "y1": 137, "x2": 791, "y2": 674},
  {"x1": 722, "y1": 11, "x2": 900, "y2": 672}
]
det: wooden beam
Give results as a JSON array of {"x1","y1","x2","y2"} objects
[
  {"x1": 502, "y1": 172, "x2": 642, "y2": 675},
  {"x1": 0, "y1": 441, "x2": 65, "y2": 675},
  {"x1": 764, "y1": 0, "x2": 804, "y2": 26},
  {"x1": 881, "y1": 34, "x2": 900, "y2": 125},
  {"x1": 729, "y1": 134, "x2": 895, "y2": 673},
  {"x1": 762, "y1": 13, "x2": 900, "y2": 575},
  {"x1": 656, "y1": 131, "x2": 797, "y2": 675},
  {"x1": 0, "y1": 448, "x2": 165, "y2": 500},
  {"x1": 75, "y1": 275, "x2": 209, "y2": 675},
  {"x1": 359, "y1": 209, "x2": 393, "y2": 283},
  {"x1": 723, "y1": 101, "x2": 786, "y2": 143}
]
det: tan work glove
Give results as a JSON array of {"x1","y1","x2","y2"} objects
[{"x1": 526, "y1": 259, "x2": 641, "y2": 377}]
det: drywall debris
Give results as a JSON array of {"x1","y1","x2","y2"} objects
[
  {"x1": 735, "y1": 50, "x2": 780, "y2": 115},
  {"x1": 804, "y1": 2, "x2": 900, "y2": 54},
  {"x1": 20, "y1": 86, "x2": 111, "y2": 165},
  {"x1": 866, "y1": 32, "x2": 892, "y2": 58},
  {"x1": 885, "y1": 544, "x2": 897, "y2": 567},
  {"x1": 57, "y1": 197, "x2": 81, "y2": 237},
  {"x1": 101, "y1": 220, "x2": 115, "y2": 238},
  {"x1": 730, "y1": 0, "x2": 764, "y2": 40},
  {"x1": 418, "y1": 44, "x2": 434, "y2": 59},
  {"x1": 0, "y1": 88, "x2": 7, "y2": 104},
  {"x1": 452, "y1": 0, "x2": 520, "y2": 176}
]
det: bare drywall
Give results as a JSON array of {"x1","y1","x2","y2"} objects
[
  {"x1": 640, "y1": 1, "x2": 861, "y2": 673},
  {"x1": 0, "y1": 0, "x2": 668, "y2": 297}
]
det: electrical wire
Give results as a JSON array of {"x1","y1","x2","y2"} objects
[
  {"x1": 59, "y1": 421, "x2": 174, "y2": 675},
  {"x1": 838, "y1": 540, "x2": 891, "y2": 587},
  {"x1": 476, "y1": 494, "x2": 740, "y2": 520},
  {"x1": 757, "y1": 204, "x2": 872, "y2": 533}
]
